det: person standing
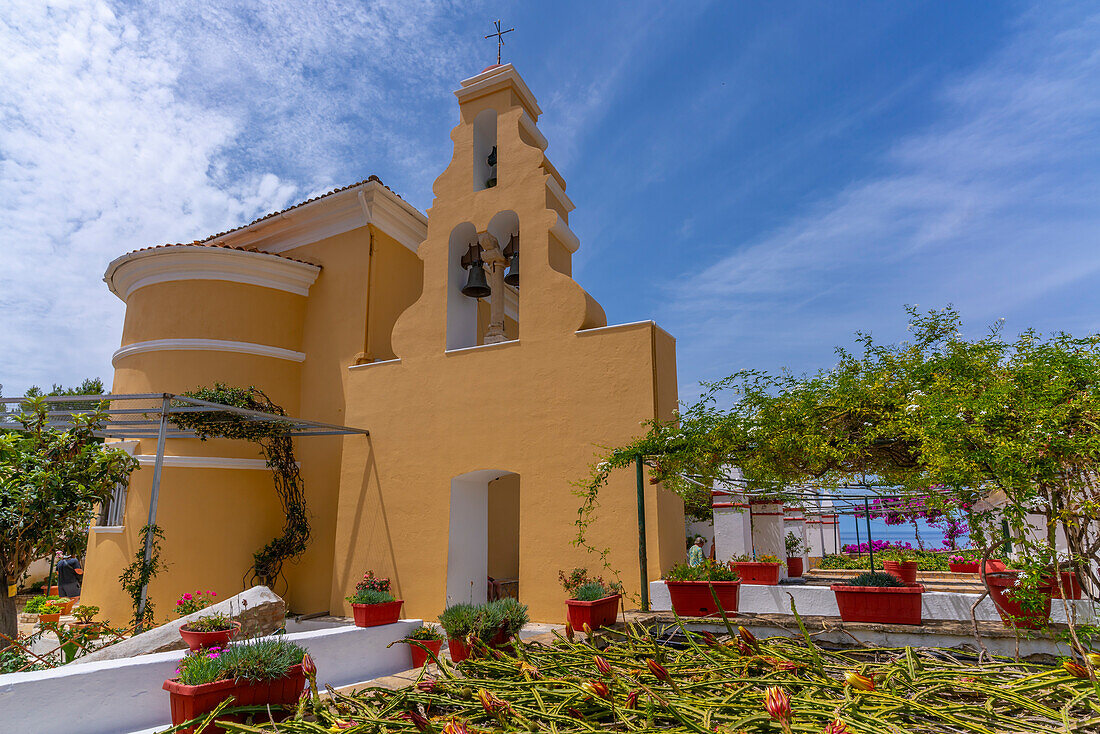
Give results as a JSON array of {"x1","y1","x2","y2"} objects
[
  {"x1": 57, "y1": 553, "x2": 83, "y2": 599},
  {"x1": 688, "y1": 537, "x2": 706, "y2": 567}
]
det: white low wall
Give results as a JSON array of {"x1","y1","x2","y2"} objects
[
  {"x1": 647, "y1": 581, "x2": 1097, "y2": 624},
  {"x1": 0, "y1": 619, "x2": 420, "y2": 734}
]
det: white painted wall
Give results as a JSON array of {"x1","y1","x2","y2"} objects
[
  {"x1": 0, "y1": 620, "x2": 420, "y2": 734},
  {"x1": 447, "y1": 474, "x2": 489, "y2": 606}
]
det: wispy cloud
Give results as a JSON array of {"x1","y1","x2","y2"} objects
[
  {"x1": 0, "y1": 0, "x2": 477, "y2": 395},
  {"x1": 664, "y1": 3, "x2": 1100, "y2": 394}
]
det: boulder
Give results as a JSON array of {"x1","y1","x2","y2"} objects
[{"x1": 72, "y1": 586, "x2": 285, "y2": 664}]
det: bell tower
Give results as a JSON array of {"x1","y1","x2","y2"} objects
[{"x1": 390, "y1": 64, "x2": 605, "y2": 358}]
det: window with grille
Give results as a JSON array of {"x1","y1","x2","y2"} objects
[{"x1": 97, "y1": 482, "x2": 128, "y2": 527}]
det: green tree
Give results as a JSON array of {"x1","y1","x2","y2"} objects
[{"x1": 0, "y1": 397, "x2": 137, "y2": 644}]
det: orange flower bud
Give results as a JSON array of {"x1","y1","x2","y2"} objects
[
  {"x1": 416, "y1": 679, "x2": 437, "y2": 693},
  {"x1": 1086, "y1": 652, "x2": 1100, "y2": 668},
  {"x1": 646, "y1": 658, "x2": 671, "y2": 682},
  {"x1": 822, "y1": 719, "x2": 851, "y2": 734},
  {"x1": 478, "y1": 688, "x2": 510, "y2": 715},
  {"x1": 738, "y1": 626, "x2": 760, "y2": 653},
  {"x1": 581, "y1": 680, "x2": 611, "y2": 699},
  {"x1": 442, "y1": 720, "x2": 468, "y2": 734},
  {"x1": 594, "y1": 655, "x2": 612, "y2": 676},
  {"x1": 1064, "y1": 660, "x2": 1090, "y2": 678},
  {"x1": 763, "y1": 686, "x2": 791, "y2": 722},
  {"x1": 582, "y1": 622, "x2": 593, "y2": 636},
  {"x1": 564, "y1": 622, "x2": 575, "y2": 642},
  {"x1": 843, "y1": 671, "x2": 875, "y2": 691},
  {"x1": 301, "y1": 653, "x2": 317, "y2": 677},
  {"x1": 625, "y1": 689, "x2": 640, "y2": 709}
]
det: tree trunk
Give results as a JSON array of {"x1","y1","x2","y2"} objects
[{"x1": 0, "y1": 573, "x2": 16, "y2": 649}]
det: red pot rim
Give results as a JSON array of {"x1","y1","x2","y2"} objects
[
  {"x1": 351, "y1": 599, "x2": 404, "y2": 608},
  {"x1": 831, "y1": 584, "x2": 925, "y2": 593},
  {"x1": 733, "y1": 561, "x2": 781, "y2": 567},
  {"x1": 565, "y1": 593, "x2": 621, "y2": 606},
  {"x1": 883, "y1": 560, "x2": 918, "y2": 567},
  {"x1": 664, "y1": 579, "x2": 741, "y2": 587},
  {"x1": 985, "y1": 573, "x2": 1052, "y2": 590},
  {"x1": 164, "y1": 663, "x2": 304, "y2": 695},
  {"x1": 181, "y1": 620, "x2": 242, "y2": 634}
]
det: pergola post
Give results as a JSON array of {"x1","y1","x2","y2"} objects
[{"x1": 135, "y1": 394, "x2": 170, "y2": 632}]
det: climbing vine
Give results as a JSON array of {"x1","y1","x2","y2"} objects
[
  {"x1": 168, "y1": 385, "x2": 310, "y2": 590},
  {"x1": 118, "y1": 523, "x2": 166, "y2": 629}
]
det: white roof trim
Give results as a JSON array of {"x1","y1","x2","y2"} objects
[
  {"x1": 213, "y1": 180, "x2": 427, "y2": 255},
  {"x1": 112, "y1": 338, "x2": 306, "y2": 367},
  {"x1": 456, "y1": 64, "x2": 542, "y2": 118},
  {"x1": 104, "y1": 246, "x2": 320, "y2": 301}
]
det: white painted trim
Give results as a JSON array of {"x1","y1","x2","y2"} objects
[
  {"x1": 112, "y1": 338, "x2": 306, "y2": 367},
  {"x1": 134, "y1": 455, "x2": 274, "y2": 470},
  {"x1": 216, "y1": 180, "x2": 426, "y2": 255},
  {"x1": 90, "y1": 526, "x2": 125, "y2": 534},
  {"x1": 347, "y1": 357, "x2": 402, "y2": 372},
  {"x1": 575, "y1": 319, "x2": 677, "y2": 342},
  {"x1": 549, "y1": 215, "x2": 580, "y2": 254},
  {"x1": 104, "y1": 246, "x2": 321, "y2": 301},
  {"x1": 456, "y1": 64, "x2": 543, "y2": 118},
  {"x1": 518, "y1": 112, "x2": 548, "y2": 150},
  {"x1": 546, "y1": 175, "x2": 575, "y2": 214},
  {"x1": 444, "y1": 339, "x2": 520, "y2": 355}
]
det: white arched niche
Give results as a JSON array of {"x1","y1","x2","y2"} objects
[
  {"x1": 447, "y1": 222, "x2": 479, "y2": 350},
  {"x1": 473, "y1": 109, "x2": 497, "y2": 191}
]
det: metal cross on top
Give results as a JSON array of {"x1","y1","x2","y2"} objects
[{"x1": 484, "y1": 19, "x2": 514, "y2": 65}]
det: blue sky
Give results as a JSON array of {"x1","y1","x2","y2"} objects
[{"x1": 2, "y1": 1, "x2": 1099, "y2": 403}]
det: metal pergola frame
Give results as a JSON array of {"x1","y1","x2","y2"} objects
[{"x1": 0, "y1": 393, "x2": 369, "y2": 628}]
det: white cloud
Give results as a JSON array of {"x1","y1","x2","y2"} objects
[
  {"x1": 664, "y1": 3, "x2": 1100, "y2": 391},
  {"x1": 0, "y1": 0, "x2": 476, "y2": 396}
]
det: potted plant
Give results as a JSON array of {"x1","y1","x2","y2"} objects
[
  {"x1": 347, "y1": 570, "x2": 404, "y2": 627},
  {"x1": 163, "y1": 637, "x2": 307, "y2": 733},
  {"x1": 731, "y1": 554, "x2": 782, "y2": 585},
  {"x1": 179, "y1": 611, "x2": 241, "y2": 652},
  {"x1": 70, "y1": 604, "x2": 103, "y2": 639},
  {"x1": 948, "y1": 554, "x2": 979, "y2": 573},
  {"x1": 23, "y1": 594, "x2": 61, "y2": 616},
  {"x1": 559, "y1": 568, "x2": 622, "y2": 631},
  {"x1": 176, "y1": 590, "x2": 218, "y2": 617},
  {"x1": 402, "y1": 625, "x2": 445, "y2": 668},
  {"x1": 439, "y1": 598, "x2": 529, "y2": 662},
  {"x1": 882, "y1": 549, "x2": 919, "y2": 583},
  {"x1": 36, "y1": 598, "x2": 66, "y2": 625},
  {"x1": 664, "y1": 560, "x2": 741, "y2": 617},
  {"x1": 785, "y1": 532, "x2": 806, "y2": 578},
  {"x1": 985, "y1": 571, "x2": 1054, "y2": 629},
  {"x1": 831, "y1": 571, "x2": 925, "y2": 625}
]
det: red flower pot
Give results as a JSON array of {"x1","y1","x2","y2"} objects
[
  {"x1": 665, "y1": 580, "x2": 740, "y2": 617},
  {"x1": 732, "y1": 562, "x2": 781, "y2": 585},
  {"x1": 949, "y1": 562, "x2": 979, "y2": 573},
  {"x1": 983, "y1": 559, "x2": 1008, "y2": 575},
  {"x1": 1051, "y1": 571, "x2": 1082, "y2": 600},
  {"x1": 351, "y1": 600, "x2": 404, "y2": 627},
  {"x1": 408, "y1": 638, "x2": 444, "y2": 668},
  {"x1": 831, "y1": 583, "x2": 924, "y2": 625},
  {"x1": 786, "y1": 557, "x2": 804, "y2": 578},
  {"x1": 985, "y1": 573, "x2": 1053, "y2": 629},
  {"x1": 882, "y1": 560, "x2": 918, "y2": 584},
  {"x1": 38, "y1": 613, "x2": 60, "y2": 625},
  {"x1": 179, "y1": 621, "x2": 241, "y2": 652},
  {"x1": 163, "y1": 664, "x2": 305, "y2": 733},
  {"x1": 447, "y1": 627, "x2": 512, "y2": 662},
  {"x1": 565, "y1": 594, "x2": 621, "y2": 631}
]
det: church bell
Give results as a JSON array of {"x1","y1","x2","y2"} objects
[
  {"x1": 462, "y1": 262, "x2": 491, "y2": 299},
  {"x1": 503, "y1": 234, "x2": 519, "y2": 287}
]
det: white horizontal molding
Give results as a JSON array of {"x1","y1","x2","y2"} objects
[
  {"x1": 112, "y1": 338, "x2": 306, "y2": 367},
  {"x1": 457, "y1": 64, "x2": 542, "y2": 118},
  {"x1": 104, "y1": 246, "x2": 320, "y2": 301},
  {"x1": 134, "y1": 455, "x2": 274, "y2": 470},
  {"x1": 549, "y1": 215, "x2": 580, "y2": 254},
  {"x1": 217, "y1": 181, "x2": 426, "y2": 256}
]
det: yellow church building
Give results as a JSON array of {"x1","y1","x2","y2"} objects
[{"x1": 81, "y1": 64, "x2": 684, "y2": 625}]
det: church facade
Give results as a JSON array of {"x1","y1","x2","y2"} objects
[{"x1": 81, "y1": 65, "x2": 684, "y2": 624}]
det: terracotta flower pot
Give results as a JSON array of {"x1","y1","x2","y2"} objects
[
  {"x1": 352, "y1": 600, "x2": 404, "y2": 627},
  {"x1": 38, "y1": 612, "x2": 60, "y2": 625},
  {"x1": 732, "y1": 562, "x2": 781, "y2": 585},
  {"x1": 831, "y1": 583, "x2": 924, "y2": 625},
  {"x1": 786, "y1": 557, "x2": 804, "y2": 578},
  {"x1": 1051, "y1": 571, "x2": 1082, "y2": 600},
  {"x1": 179, "y1": 621, "x2": 241, "y2": 652},
  {"x1": 407, "y1": 638, "x2": 444, "y2": 668},
  {"x1": 447, "y1": 627, "x2": 512, "y2": 663},
  {"x1": 60, "y1": 598, "x2": 77, "y2": 615},
  {"x1": 565, "y1": 594, "x2": 621, "y2": 631},
  {"x1": 986, "y1": 573, "x2": 1053, "y2": 629},
  {"x1": 163, "y1": 664, "x2": 305, "y2": 733},
  {"x1": 882, "y1": 560, "x2": 918, "y2": 584},
  {"x1": 665, "y1": 580, "x2": 740, "y2": 617},
  {"x1": 949, "y1": 562, "x2": 979, "y2": 573}
]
